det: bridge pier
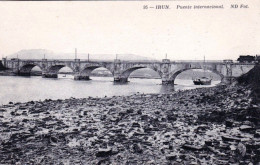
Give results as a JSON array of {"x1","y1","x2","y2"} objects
[
  {"x1": 74, "y1": 75, "x2": 91, "y2": 80},
  {"x1": 114, "y1": 77, "x2": 128, "y2": 83},
  {"x1": 18, "y1": 72, "x2": 31, "y2": 76},
  {"x1": 161, "y1": 59, "x2": 174, "y2": 85},
  {"x1": 162, "y1": 80, "x2": 174, "y2": 85},
  {"x1": 113, "y1": 72, "x2": 128, "y2": 83},
  {"x1": 42, "y1": 73, "x2": 58, "y2": 78},
  {"x1": 113, "y1": 59, "x2": 129, "y2": 83}
]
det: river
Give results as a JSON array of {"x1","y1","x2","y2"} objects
[{"x1": 0, "y1": 75, "x2": 220, "y2": 105}]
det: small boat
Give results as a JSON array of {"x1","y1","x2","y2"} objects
[
  {"x1": 193, "y1": 56, "x2": 212, "y2": 85},
  {"x1": 193, "y1": 77, "x2": 212, "y2": 85}
]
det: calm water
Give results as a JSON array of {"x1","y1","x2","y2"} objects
[{"x1": 0, "y1": 75, "x2": 220, "y2": 105}]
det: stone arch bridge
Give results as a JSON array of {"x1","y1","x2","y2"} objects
[{"x1": 1, "y1": 58, "x2": 255, "y2": 84}]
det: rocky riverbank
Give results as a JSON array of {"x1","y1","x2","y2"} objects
[
  {"x1": 1, "y1": 66, "x2": 260, "y2": 164},
  {"x1": 0, "y1": 83, "x2": 259, "y2": 164}
]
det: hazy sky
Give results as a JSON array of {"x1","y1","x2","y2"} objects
[{"x1": 0, "y1": 1, "x2": 259, "y2": 60}]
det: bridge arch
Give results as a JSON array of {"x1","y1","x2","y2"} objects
[
  {"x1": 41, "y1": 65, "x2": 76, "y2": 78},
  {"x1": 121, "y1": 65, "x2": 162, "y2": 79},
  {"x1": 75, "y1": 64, "x2": 114, "y2": 80},
  {"x1": 19, "y1": 64, "x2": 43, "y2": 76},
  {"x1": 48, "y1": 65, "x2": 75, "y2": 74},
  {"x1": 169, "y1": 68, "x2": 224, "y2": 83},
  {"x1": 81, "y1": 66, "x2": 113, "y2": 75}
]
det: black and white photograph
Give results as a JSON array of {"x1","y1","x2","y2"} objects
[{"x1": 0, "y1": 1, "x2": 259, "y2": 164}]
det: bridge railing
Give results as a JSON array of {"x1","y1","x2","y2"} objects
[
  {"x1": 5, "y1": 58, "x2": 161, "y2": 63},
  {"x1": 174, "y1": 60, "x2": 223, "y2": 62},
  {"x1": 5, "y1": 58, "x2": 115, "y2": 63},
  {"x1": 5, "y1": 58, "x2": 251, "y2": 64}
]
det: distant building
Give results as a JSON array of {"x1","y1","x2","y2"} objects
[{"x1": 237, "y1": 55, "x2": 255, "y2": 63}]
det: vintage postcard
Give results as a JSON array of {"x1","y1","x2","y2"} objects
[{"x1": 0, "y1": 0, "x2": 259, "y2": 164}]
